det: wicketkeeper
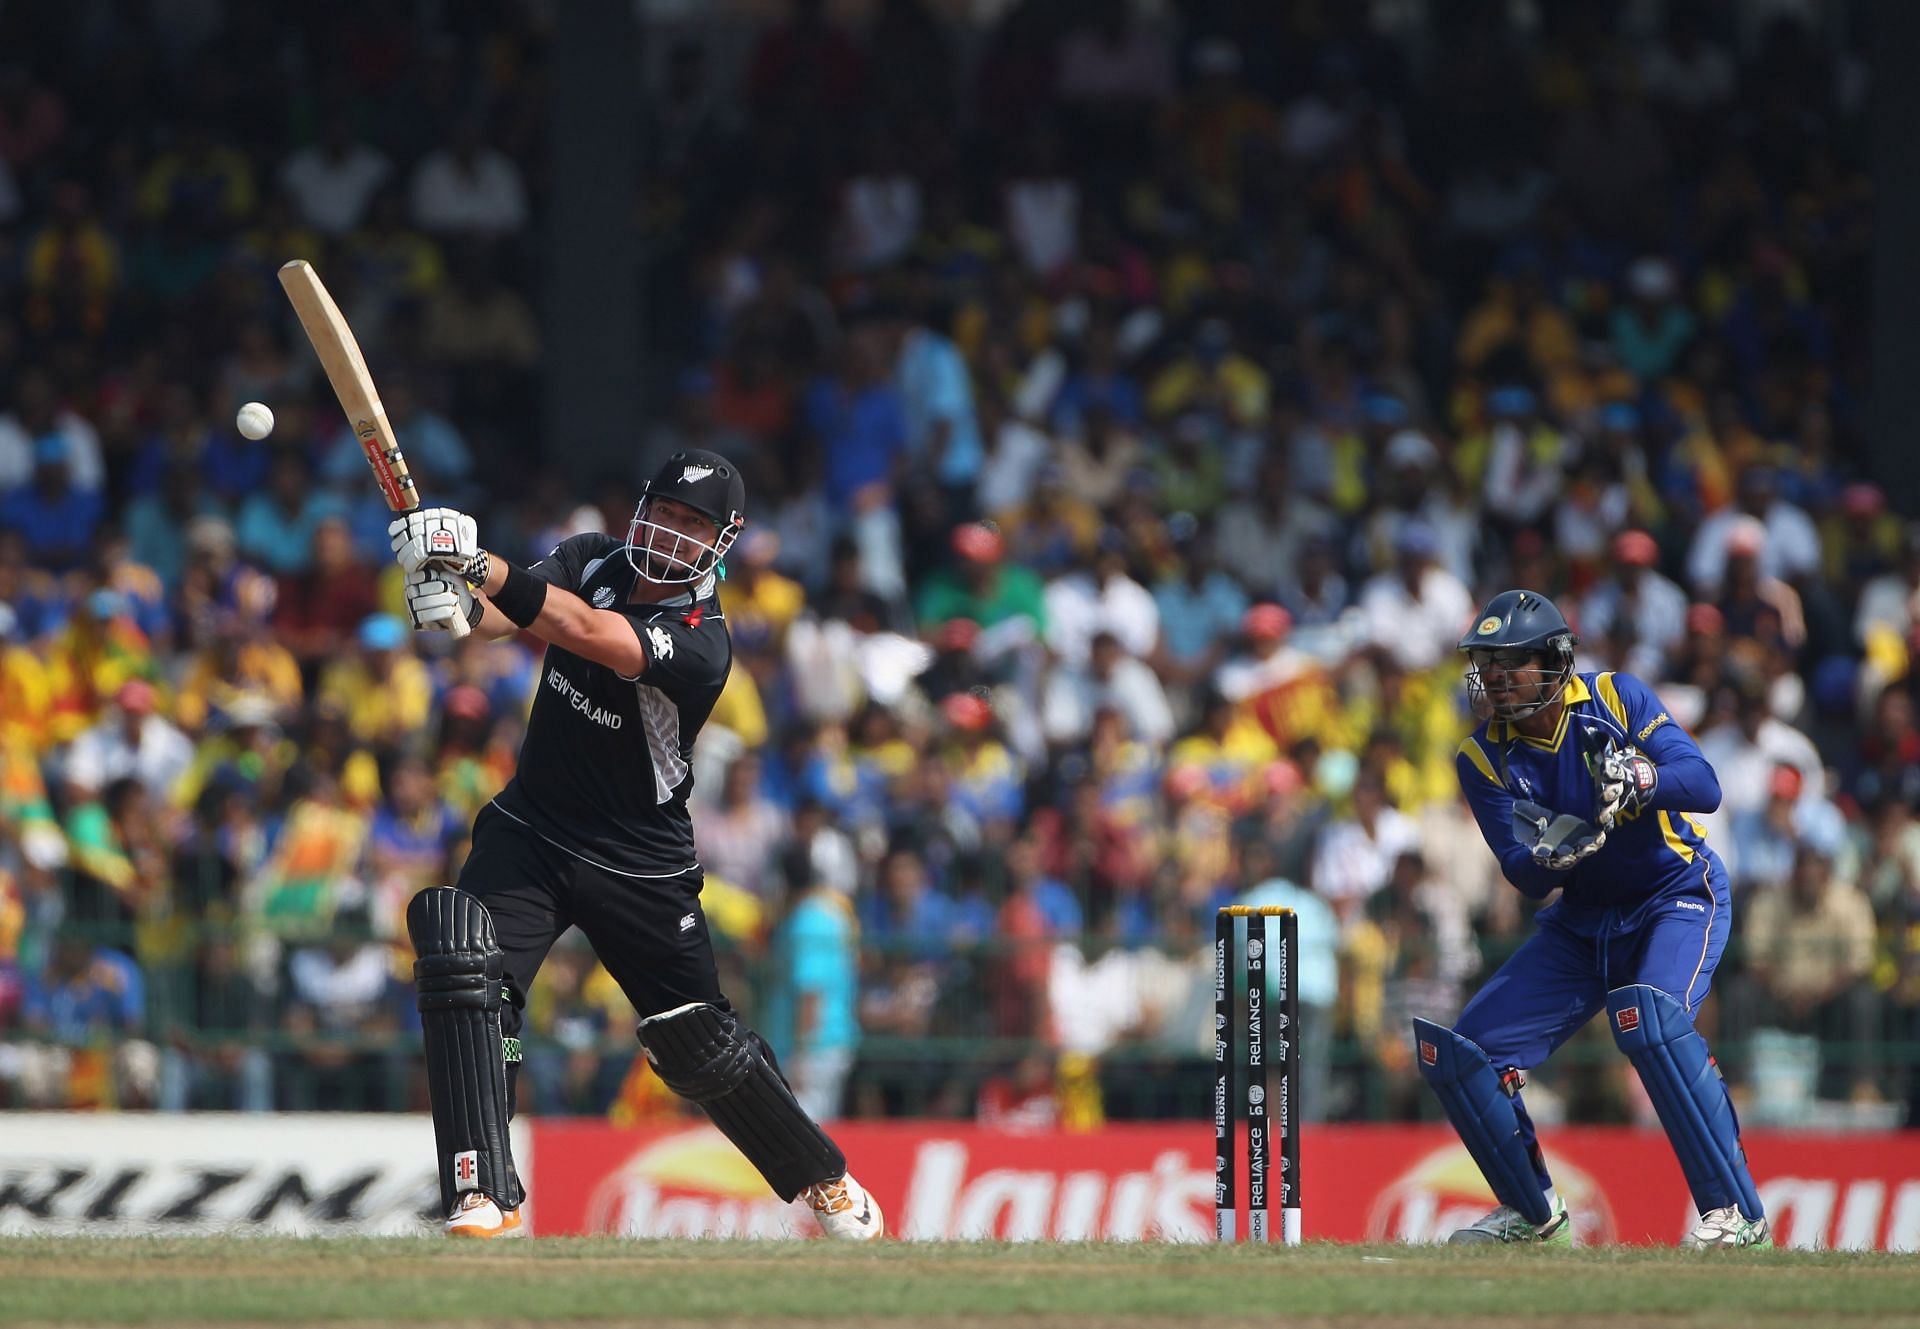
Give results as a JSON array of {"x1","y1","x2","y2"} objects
[
  {"x1": 1415, "y1": 589, "x2": 1769, "y2": 1248},
  {"x1": 390, "y1": 448, "x2": 883, "y2": 1240}
]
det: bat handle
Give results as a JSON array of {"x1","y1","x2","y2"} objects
[{"x1": 448, "y1": 613, "x2": 472, "y2": 640}]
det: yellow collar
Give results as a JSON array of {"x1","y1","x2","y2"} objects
[{"x1": 1494, "y1": 675, "x2": 1590, "y2": 750}]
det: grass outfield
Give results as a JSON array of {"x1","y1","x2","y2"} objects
[{"x1": 2, "y1": 1238, "x2": 1918, "y2": 1328}]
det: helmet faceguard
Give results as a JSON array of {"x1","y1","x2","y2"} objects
[
  {"x1": 1463, "y1": 641, "x2": 1575, "y2": 721},
  {"x1": 625, "y1": 449, "x2": 746, "y2": 585}
]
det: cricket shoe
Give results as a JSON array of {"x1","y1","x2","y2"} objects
[
  {"x1": 1683, "y1": 1206, "x2": 1771, "y2": 1250},
  {"x1": 445, "y1": 1191, "x2": 525, "y2": 1239},
  {"x1": 1447, "y1": 1196, "x2": 1572, "y2": 1246},
  {"x1": 802, "y1": 1172, "x2": 885, "y2": 1241}
]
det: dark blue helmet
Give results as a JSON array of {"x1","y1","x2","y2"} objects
[{"x1": 1459, "y1": 589, "x2": 1578, "y2": 721}]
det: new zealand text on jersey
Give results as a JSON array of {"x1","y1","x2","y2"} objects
[{"x1": 547, "y1": 666, "x2": 624, "y2": 729}]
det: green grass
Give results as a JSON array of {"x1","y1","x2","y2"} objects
[{"x1": 1, "y1": 1238, "x2": 1917, "y2": 1326}]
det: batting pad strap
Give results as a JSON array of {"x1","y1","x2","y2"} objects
[
  {"x1": 407, "y1": 887, "x2": 524, "y2": 1213},
  {"x1": 1411, "y1": 1018, "x2": 1552, "y2": 1226},
  {"x1": 1606, "y1": 985, "x2": 1764, "y2": 1221},
  {"x1": 639, "y1": 1003, "x2": 847, "y2": 1202},
  {"x1": 414, "y1": 949, "x2": 505, "y2": 1011}
]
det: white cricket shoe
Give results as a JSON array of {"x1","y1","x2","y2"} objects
[
  {"x1": 1447, "y1": 1196, "x2": 1572, "y2": 1246},
  {"x1": 1684, "y1": 1206, "x2": 1771, "y2": 1249},
  {"x1": 802, "y1": 1172, "x2": 885, "y2": 1241},
  {"x1": 445, "y1": 1191, "x2": 525, "y2": 1239}
]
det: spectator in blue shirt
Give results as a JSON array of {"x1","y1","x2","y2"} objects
[
  {"x1": 806, "y1": 315, "x2": 910, "y2": 509},
  {"x1": 234, "y1": 448, "x2": 347, "y2": 576},
  {"x1": 893, "y1": 292, "x2": 983, "y2": 498},
  {"x1": 1152, "y1": 523, "x2": 1249, "y2": 693},
  {"x1": 765, "y1": 849, "x2": 862, "y2": 1120},
  {"x1": 23, "y1": 937, "x2": 145, "y2": 1042},
  {"x1": 0, "y1": 436, "x2": 103, "y2": 572}
]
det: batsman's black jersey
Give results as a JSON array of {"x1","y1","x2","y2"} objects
[{"x1": 492, "y1": 533, "x2": 729, "y2": 877}]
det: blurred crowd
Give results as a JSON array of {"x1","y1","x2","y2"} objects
[{"x1": 0, "y1": 1, "x2": 1911, "y2": 1129}]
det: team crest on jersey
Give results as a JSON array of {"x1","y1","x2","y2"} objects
[
  {"x1": 647, "y1": 625, "x2": 674, "y2": 660},
  {"x1": 591, "y1": 585, "x2": 617, "y2": 608},
  {"x1": 680, "y1": 463, "x2": 715, "y2": 484}
]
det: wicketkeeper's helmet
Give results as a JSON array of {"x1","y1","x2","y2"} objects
[
  {"x1": 1458, "y1": 588, "x2": 1578, "y2": 721},
  {"x1": 626, "y1": 448, "x2": 747, "y2": 584}
]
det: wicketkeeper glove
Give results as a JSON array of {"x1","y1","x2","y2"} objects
[
  {"x1": 404, "y1": 566, "x2": 479, "y2": 634},
  {"x1": 1595, "y1": 744, "x2": 1658, "y2": 828},
  {"x1": 390, "y1": 507, "x2": 479, "y2": 578},
  {"x1": 1513, "y1": 800, "x2": 1607, "y2": 871}
]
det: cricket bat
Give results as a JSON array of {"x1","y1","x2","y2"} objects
[{"x1": 277, "y1": 258, "x2": 469, "y2": 638}]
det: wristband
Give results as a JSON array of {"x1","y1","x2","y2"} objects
[
  {"x1": 461, "y1": 549, "x2": 491, "y2": 589},
  {"x1": 491, "y1": 560, "x2": 548, "y2": 629},
  {"x1": 464, "y1": 593, "x2": 485, "y2": 630}
]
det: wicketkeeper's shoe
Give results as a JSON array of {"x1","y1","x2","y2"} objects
[
  {"x1": 1683, "y1": 1206, "x2": 1771, "y2": 1250},
  {"x1": 445, "y1": 1192, "x2": 525, "y2": 1239},
  {"x1": 1447, "y1": 1196, "x2": 1573, "y2": 1246},
  {"x1": 802, "y1": 1172, "x2": 885, "y2": 1241}
]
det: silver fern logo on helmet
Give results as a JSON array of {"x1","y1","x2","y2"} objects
[{"x1": 680, "y1": 464, "x2": 715, "y2": 484}]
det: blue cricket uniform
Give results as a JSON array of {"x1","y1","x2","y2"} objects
[{"x1": 1453, "y1": 670, "x2": 1729, "y2": 1101}]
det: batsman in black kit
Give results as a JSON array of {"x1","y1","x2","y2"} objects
[{"x1": 388, "y1": 449, "x2": 884, "y2": 1239}]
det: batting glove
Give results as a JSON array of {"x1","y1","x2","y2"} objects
[
  {"x1": 403, "y1": 567, "x2": 476, "y2": 634},
  {"x1": 1596, "y1": 745, "x2": 1658, "y2": 828},
  {"x1": 389, "y1": 508, "x2": 479, "y2": 577}
]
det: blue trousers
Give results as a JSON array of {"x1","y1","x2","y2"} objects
[{"x1": 1454, "y1": 859, "x2": 1731, "y2": 1191}]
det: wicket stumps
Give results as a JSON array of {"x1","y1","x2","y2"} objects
[{"x1": 1215, "y1": 905, "x2": 1301, "y2": 1245}]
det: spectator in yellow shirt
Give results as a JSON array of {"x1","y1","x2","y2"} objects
[
  {"x1": 316, "y1": 615, "x2": 433, "y2": 749},
  {"x1": 1146, "y1": 317, "x2": 1270, "y2": 429},
  {"x1": 0, "y1": 604, "x2": 51, "y2": 752}
]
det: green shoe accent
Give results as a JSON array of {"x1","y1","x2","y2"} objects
[
  {"x1": 1448, "y1": 1196, "x2": 1573, "y2": 1246},
  {"x1": 1684, "y1": 1208, "x2": 1771, "y2": 1249}
]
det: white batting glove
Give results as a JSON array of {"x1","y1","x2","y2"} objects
[
  {"x1": 389, "y1": 508, "x2": 478, "y2": 577},
  {"x1": 404, "y1": 567, "x2": 474, "y2": 633}
]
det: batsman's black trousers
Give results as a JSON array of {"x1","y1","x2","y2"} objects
[{"x1": 455, "y1": 803, "x2": 731, "y2": 1048}]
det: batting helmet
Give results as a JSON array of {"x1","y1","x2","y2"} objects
[
  {"x1": 626, "y1": 449, "x2": 747, "y2": 585},
  {"x1": 1458, "y1": 589, "x2": 1578, "y2": 721}
]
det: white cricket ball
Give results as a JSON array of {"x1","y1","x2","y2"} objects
[{"x1": 236, "y1": 401, "x2": 275, "y2": 441}]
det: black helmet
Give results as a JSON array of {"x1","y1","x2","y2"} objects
[
  {"x1": 1458, "y1": 589, "x2": 1578, "y2": 721},
  {"x1": 626, "y1": 449, "x2": 747, "y2": 584}
]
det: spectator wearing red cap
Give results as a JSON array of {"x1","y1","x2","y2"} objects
[
  {"x1": 914, "y1": 522, "x2": 1046, "y2": 641},
  {"x1": 940, "y1": 690, "x2": 1024, "y2": 827},
  {"x1": 1730, "y1": 762, "x2": 1849, "y2": 896},
  {"x1": 61, "y1": 678, "x2": 193, "y2": 805},
  {"x1": 1572, "y1": 528, "x2": 1688, "y2": 678}
]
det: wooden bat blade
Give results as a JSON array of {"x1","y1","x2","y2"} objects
[
  {"x1": 279, "y1": 260, "x2": 467, "y2": 639},
  {"x1": 277, "y1": 259, "x2": 417, "y2": 513}
]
